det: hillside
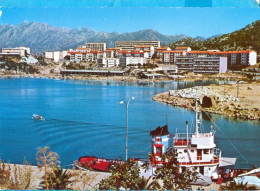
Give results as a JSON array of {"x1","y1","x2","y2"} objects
[
  {"x1": 169, "y1": 20, "x2": 260, "y2": 54},
  {"x1": 0, "y1": 22, "x2": 188, "y2": 53}
]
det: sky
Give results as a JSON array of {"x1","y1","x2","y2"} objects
[
  {"x1": 0, "y1": 0, "x2": 258, "y2": 8},
  {"x1": 0, "y1": 3, "x2": 260, "y2": 38}
]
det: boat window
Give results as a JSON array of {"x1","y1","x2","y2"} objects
[
  {"x1": 156, "y1": 147, "x2": 162, "y2": 155},
  {"x1": 204, "y1": 149, "x2": 209, "y2": 154},
  {"x1": 184, "y1": 149, "x2": 187, "y2": 153},
  {"x1": 191, "y1": 149, "x2": 194, "y2": 153}
]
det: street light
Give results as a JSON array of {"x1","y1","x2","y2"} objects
[{"x1": 120, "y1": 97, "x2": 135, "y2": 161}]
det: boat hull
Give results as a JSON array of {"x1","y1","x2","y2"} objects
[{"x1": 75, "y1": 156, "x2": 124, "y2": 172}]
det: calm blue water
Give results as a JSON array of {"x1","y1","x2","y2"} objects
[{"x1": 0, "y1": 78, "x2": 259, "y2": 168}]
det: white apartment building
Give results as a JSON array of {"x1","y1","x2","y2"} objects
[
  {"x1": 155, "y1": 47, "x2": 171, "y2": 58},
  {"x1": 175, "y1": 56, "x2": 227, "y2": 74},
  {"x1": 175, "y1": 47, "x2": 191, "y2": 53},
  {"x1": 85, "y1": 42, "x2": 106, "y2": 51},
  {"x1": 98, "y1": 58, "x2": 120, "y2": 68},
  {"x1": 116, "y1": 41, "x2": 160, "y2": 50},
  {"x1": 45, "y1": 52, "x2": 53, "y2": 59},
  {"x1": 45, "y1": 51, "x2": 69, "y2": 62},
  {"x1": 120, "y1": 57, "x2": 145, "y2": 66},
  {"x1": 134, "y1": 45, "x2": 155, "y2": 58},
  {"x1": 188, "y1": 50, "x2": 257, "y2": 68},
  {"x1": 2, "y1": 47, "x2": 30, "y2": 57}
]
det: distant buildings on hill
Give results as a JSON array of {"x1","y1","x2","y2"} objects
[
  {"x1": 1, "y1": 47, "x2": 30, "y2": 57},
  {"x1": 3, "y1": 41, "x2": 252, "y2": 74}
]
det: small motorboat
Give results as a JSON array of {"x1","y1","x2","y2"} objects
[
  {"x1": 75, "y1": 156, "x2": 125, "y2": 172},
  {"x1": 32, "y1": 114, "x2": 45, "y2": 121}
]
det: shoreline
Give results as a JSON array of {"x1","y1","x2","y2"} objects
[
  {"x1": 153, "y1": 84, "x2": 260, "y2": 121},
  {"x1": 0, "y1": 71, "x2": 253, "y2": 83}
]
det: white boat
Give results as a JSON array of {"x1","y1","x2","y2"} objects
[
  {"x1": 32, "y1": 114, "x2": 45, "y2": 121},
  {"x1": 150, "y1": 99, "x2": 236, "y2": 180}
]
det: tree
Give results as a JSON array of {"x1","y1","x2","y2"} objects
[
  {"x1": 36, "y1": 147, "x2": 60, "y2": 190},
  {"x1": 39, "y1": 165, "x2": 72, "y2": 190},
  {"x1": 221, "y1": 181, "x2": 257, "y2": 190},
  {"x1": 0, "y1": 160, "x2": 32, "y2": 190},
  {"x1": 98, "y1": 159, "x2": 160, "y2": 190},
  {"x1": 98, "y1": 148, "x2": 198, "y2": 190},
  {"x1": 153, "y1": 148, "x2": 198, "y2": 190}
]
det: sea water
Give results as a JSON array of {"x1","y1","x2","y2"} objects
[{"x1": 0, "y1": 78, "x2": 259, "y2": 168}]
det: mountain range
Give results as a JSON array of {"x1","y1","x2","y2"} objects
[
  {"x1": 0, "y1": 20, "x2": 259, "y2": 54},
  {"x1": 0, "y1": 22, "x2": 188, "y2": 53}
]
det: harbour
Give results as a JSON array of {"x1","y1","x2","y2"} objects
[{"x1": 0, "y1": 78, "x2": 259, "y2": 169}]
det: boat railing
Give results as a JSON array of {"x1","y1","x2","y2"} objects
[
  {"x1": 174, "y1": 133, "x2": 193, "y2": 139},
  {"x1": 193, "y1": 132, "x2": 213, "y2": 138},
  {"x1": 178, "y1": 157, "x2": 220, "y2": 166}
]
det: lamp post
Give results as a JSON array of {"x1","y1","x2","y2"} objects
[{"x1": 120, "y1": 97, "x2": 135, "y2": 161}]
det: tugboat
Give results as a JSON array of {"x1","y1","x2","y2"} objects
[{"x1": 150, "y1": 99, "x2": 237, "y2": 180}]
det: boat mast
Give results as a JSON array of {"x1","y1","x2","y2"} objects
[
  {"x1": 186, "y1": 121, "x2": 189, "y2": 146},
  {"x1": 195, "y1": 96, "x2": 199, "y2": 134}
]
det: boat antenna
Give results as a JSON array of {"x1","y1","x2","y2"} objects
[{"x1": 166, "y1": 114, "x2": 168, "y2": 126}]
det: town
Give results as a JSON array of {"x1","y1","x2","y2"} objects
[{"x1": 0, "y1": 40, "x2": 258, "y2": 80}]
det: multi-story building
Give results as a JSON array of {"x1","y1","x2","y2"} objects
[
  {"x1": 98, "y1": 58, "x2": 120, "y2": 68},
  {"x1": 116, "y1": 41, "x2": 160, "y2": 50},
  {"x1": 155, "y1": 47, "x2": 171, "y2": 58},
  {"x1": 116, "y1": 50, "x2": 148, "y2": 66},
  {"x1": 68, "y1": 46, "x2": 104, "y2": 62},
  {"x1": 85, "y1": 42, "x2": 106, "y2": 51},
  {"x1": 175, "y1": 47, "x2": 191, "y2": 53},
  {"x1": 162, "y1": 50, "x2": 186, "y2": 65},
  {"x1": 175, "y1": 56, "x2": 194, "y2": 73},
  {"x1": 120, "y1": 57, "x2": 144, "y2": 66},
  {"x1": 134, "y1": 45, "x2": 155, "y2": 58},
  {"x1": 193, "y1": 57, "x2": 227, "y2": 73},
  {"x1": 209, "y1": 50, "x2": 257, "y2": 67},
  {"x1": 175, "y1": 56, "x2": 227, "y2": 74},
  {"x1": 2, "y1": 47, "x2": 30, "y2": 57},
  {"x1": 188, "y1": 50, "x2": 257, "y2": 68}
]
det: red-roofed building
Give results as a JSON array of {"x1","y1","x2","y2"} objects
[
  {"x1": 68, "y1": 46, "x2": 105, "y2": 62},
  {"x1": 175, "y1": 55, "x2": 227, "y2": 74},
  {"x1": 188, "y1": 50, "x2": 257, "y2": 68},
  {"x1": 134, "y1": 45, "x2": 154, "y2": 58},
  {"x1": 155, "y1": 47, "x2": 171, "y2": 59}
]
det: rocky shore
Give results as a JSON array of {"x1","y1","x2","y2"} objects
[{"x1": 153, "y1": 83, "x2": 260, "y2": 120}]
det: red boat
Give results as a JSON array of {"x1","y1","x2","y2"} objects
[{"x1": 75, "y1": 156, "x2": 124, "y2": 172}]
